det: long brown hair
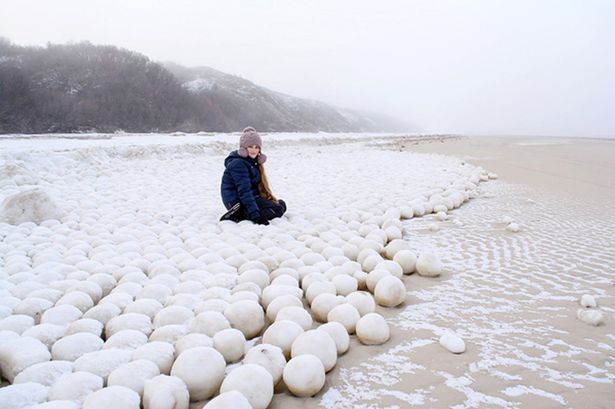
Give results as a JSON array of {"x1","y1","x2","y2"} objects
[{"x1": 258, "y1": 162, "x2": 278, "y2": 202}]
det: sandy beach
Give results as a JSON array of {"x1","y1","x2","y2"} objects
[
  {"x1": 1, "y1": 133, "x2": 613, "y2": 409},
  {"x1": 285, "y1": 134, "x2": 615, "y2": 409}
]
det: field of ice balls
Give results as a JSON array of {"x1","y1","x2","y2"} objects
[{"x1": 0, "y1": 133, "x2": 496, "y2": 409}]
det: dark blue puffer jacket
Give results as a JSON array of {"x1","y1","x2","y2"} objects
[{"x1": 220, "y1": 150, "x2": 261, "y2": 218}]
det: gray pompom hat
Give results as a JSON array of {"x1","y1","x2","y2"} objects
[{"x1": 238, "y1": 126, "x2": 267, "y2": 164}]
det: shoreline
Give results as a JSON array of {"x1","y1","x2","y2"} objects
[
  {"x1": 396, "y1": 134, "x2": 615, "y2": 203},
  {"x1": 308, "y1": 134, "x2": 615, "y2": 408}
]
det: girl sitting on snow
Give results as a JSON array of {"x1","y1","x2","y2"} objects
[{"x1": 220, "y1": 126, "x2": 286, "y2": 225}]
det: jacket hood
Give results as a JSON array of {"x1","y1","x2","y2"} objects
[{"x1": 224, "y1": 150, "x2": 258, "y2": 168}]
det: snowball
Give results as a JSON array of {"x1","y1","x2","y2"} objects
[
  {"x1": 243, "y1": 343, "x2": 286, "y2": 385},
  {"x1": 328, "y1": 303, "x2": 361, "y2": 333},
  {"x1": 265, "y1": 294, "x2": 303, "y2": 321},
  {"x1": 341, "y1": 243, "x2": 360, "y2": 261},
  {"x1": 1, "y1": 188, "x2": 63, "y2": 224},
  {"x1": 291, "y1": 329, "x2": 337, "y2": 372},
  {"x1": 194, "y1": 299, "x2": 229, "y2": 314},
  {"x1": 275, "y1": 305, "x2": 313, "y2": 331},
  {"x1": 0, "y1": 336, "x2": 51, "y2": 382},
  {"x1": 318, "y1": 321, "x2": 350, "y2": 354},
  {"x1": 213, "y1": 328, "x2": 246, "y2": 363},
  {"x1": 174, "y1": 333, "x2": 213, "y2": 355},
  {"x1": 356, "y1": 313, "x2": 390, "y2": 345},
  {"x1": 100, "y1": 292, "x2": 134, "y2": 310},
  {"x1": 228, "y1": 290, "x2": 259, "y2": 304},
  {"x1": 305, "y1": 280, "x2": 337, "y2": 305},
  {"x1": 357, "y1": 248, "x2": 378, "y2": 265},
  {"x1": 238, "y1": 261, "x2": 269, "y2": 274},
  {"x1": 48, "y1": 371, "x2": 103, "y2": 403},
  {"x1": 232, "y1": 281, "x2": 262, "y2": 296},
  {"x1": 345, "y1": 291, "x2": 376, "y2": 316},
  {"x1": 0, "y1": 329, "x2": 19, "y2": 345},
  {"x1": 384, "y1": 239, "x2": 411, "y2": 260},
  {"x1": 262, "y1": 320, "x2": 304, "y2": 359},
  {"x1": 137, "y1": 284, "x2": 173, "y2": 304},
  {"x1": 154, "y1": 305, "x2": 194, "y2": 328},
  {"x1": 107, "y1": 359, "x2": 160, "y2": 397},
  {"x1": 415, "y1": 252, "x2": 443, "y2": 277},
  {"x1": 104, "y1": 329, "x2": 148, "y2": 350},
  {"x1": 0, "y1": 306, "x2": 13, "y2": 320},
  {"x1": 68, "y1": 281, "x2": 103, "y2": 304},
  {"x1": 114, "y1": 277, "x2": 144, "y2": 293},
  {"x1": 270, "y1": 274, "x2": 299, "y2": 287},
  {"x1": 83, "y1": 303, "x2": 122, "y2": 325},
  {"x1": 374, "y1": 260, "x2": 403, "y2": 278},
  {"x1": 73, "y1": 348, "x2": 132, "y2": 382},
  {"x1": 439, "y1": 332, "x2": 466, "y2": 354},
  {"x1": 149, "y1": 324, "x2": 187, "y2": 343},
  {"x1": 219, "y1": 364, "x2": 274, "y2": 409},
  {"x1": 203, "y1": 391, "x2": 252, "y2": 409},
  {"x1": 224, "y1": 299, "x2": 264, "y2": 339},
  {"x1": 132, "y1": 341, "x2": 175, "y2": 374},
  {"x1": 301, "y1": 272, "x2": 327, "y2": 291},
  {"x1": 580, "y1": 294, "x2": 597, "y2": 308},
  {"x1": 283, "y1": 355, "x2": 326, "y2": 397},
  {"x1": 577, "y1": 308, "x2": 604, "y2": 326},
  {"x1": 52, "y1": 332, "x2": 104, "y2": 361},
  {"x1": 0, "y1": 382, "x2": 48, "y2": 409},
  {"x1": 374, "y1": 275, "x2": 407, "y2": 307},
  {"x1": 13, "y1": 360, "x2": 72, "y2": 386},
  {"x1": 365, "y1": 269, "x2": 392, "y2": 293},
  {"x1": 433, "y1": 204, "x2": 447, "y2": 213},
  {"x1": 261, "y1": 285, "x2": 302, "y2": 309},
  {"x1": 55, "y1": 307, "x2": 96, "y2": 329},
  {"x1": 362, "y1": 254, "x2": 384, "y2": 272},
  {"x1": 400, "y1": 206, "x2": 414, "y2": 219},
  {"x1": 331, "y1": 274, "x2": 358, "y2": 296},
  {"x1": 88, "y1": 274, "x2": 117, "y2": 297},
  {"x1": 41, "y1": 304, "x2": 83, "y2": 326},
  {"x1": 13, "y1": 298, "x2": 53, "y2": 323},
  {"x1": 124, "y1": 299, "x2": 163, "y2": 320},
  {"x1": 384, "y1": 225, "x2": 402, "y2": 241},
  {"x1": 0, "y1": 314, "x2": 34, "y2": 334},
  {"x1": 20, "y1": 323, "x2": 64, "y2": 349},
  {"x1": 55, "y1": 290, "x2": 94, "y2": 313},
  {"x1": 143, "y1": 375, "x2": 189, "y2": 409},
  {"x1": 170, "y1": 347, "x2": 225, "y2": 401},
  {"x1": 106, "y1": 313, "x2": 152, "y2": 337},
  {"x1": 393, "y1": 250, "x2": 417, "y2": 275},
  {"x1": 310, "y1": 293, "x2": 344, "y2": 322},
  {"x1": 188, "y1": 311, "x2": 230, "y2": 336},
  {"x1": 506, "y1": 222, "x2": 520, "y2": 232},
  {"x1": 83, "y1": 385, "x2": 140, "y2": 409}
]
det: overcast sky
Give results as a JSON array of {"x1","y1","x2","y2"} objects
[{"x1": 1, "y1": 0, "x2": 614, "y2": 136}]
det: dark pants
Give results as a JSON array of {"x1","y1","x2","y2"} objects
[
  {"x1": 256, "y1": 198, "x2": 287, "y2": 221},
  {"x1": 222, "y1": 198, "x2": 286, "y2": 222}
]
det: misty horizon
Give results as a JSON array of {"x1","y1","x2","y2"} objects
[{"x1": 1, "y1": 0, "x2": 614, "y2": 137}]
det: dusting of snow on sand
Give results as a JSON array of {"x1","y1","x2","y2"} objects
[{"x1": 0, "y1": 132, "x2": 613, "y2": 409}]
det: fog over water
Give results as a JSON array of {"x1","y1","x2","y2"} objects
[{"x1": 1, "y1": 0, "x2": 614, "y2": 137}]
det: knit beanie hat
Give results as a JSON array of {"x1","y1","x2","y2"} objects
[{"x1": 238, "y1": 126, "x2": 267, "y2": 164}]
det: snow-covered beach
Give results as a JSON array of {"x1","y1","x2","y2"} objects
[{"x1": 1, "y1": 133, "x2": 614, "y2": 408}]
